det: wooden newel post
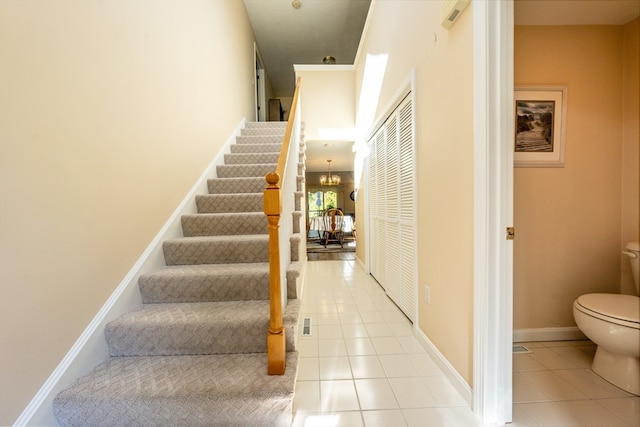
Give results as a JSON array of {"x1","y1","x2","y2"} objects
[{"x1": 264, "y1": 171, "x2": 286, "y2": 375}]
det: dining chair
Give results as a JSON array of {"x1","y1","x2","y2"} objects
[{"x1": 322, "y1": 208, "x2": 345, "y2": 248}]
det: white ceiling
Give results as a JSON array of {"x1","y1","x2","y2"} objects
[
  {"x1": 304, "y1": 140, "x2": 355, "y2": 173},
  {"x1": 243, "y1": 0, "x2": 639, "y2": 173},
  {"x1": 243, "y1": 0, "x2": 370, "y2": 98}
]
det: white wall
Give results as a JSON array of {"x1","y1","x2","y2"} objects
[{"x1": 0, "y1": 1, "x2": 257, "y2": 423}]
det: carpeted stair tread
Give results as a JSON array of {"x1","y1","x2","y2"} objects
[
  {"x1": 196, "y1": 193, "x2": 263, "y2": 213},
  {"x1": 224, "y1": 152, "x2": 280, "y2": 165},
  {"x1": 230, "y1": 143, "x2": 282, "y2": 153},
  {"x1": 235, "y1": 134, "x2": 283, "y2": 145},
  {"x1": 105, "y1": 300, "x2": 299, "y2": 356},
  {"x1": 292, "y1": 211, "x2": 303, "y2": 234},
  {"x1": 290, "y1": 233, "x2": 302, "y2": 262},
  {"x1": 216, "y1": 163, "x2": 277, "y2": 178},
  {"x1": 207, "y1": 177, "x2": 266, "y2": 194},
  {"x1": 181, "y1": 212, "x2": 267, "y2": 236},
  {"x1": 53, "y1": 352, "x2": 298, "y2": 427},
  {"x1": 139, "y1": 263, "x2": 300, "y2": 303},
  {"x1": 163, "y1": 235, "x2": 269, "y2": 265},
  {"x1": 286, "y1": 261, "x2": 301, "y2": 299},
  {"x1": 245, "y1": 121, "x2": 287, "y2": 128},
  {"x1": 241, "y1": 127, "x2": 286, "y2": 136},
  {"x1": 139, "y1": 263, "x2": 271, "y2": 303}
]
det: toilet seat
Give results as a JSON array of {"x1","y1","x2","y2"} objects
[{"x1": 575, "y1": 293, "x2": 640, "y2": 329}]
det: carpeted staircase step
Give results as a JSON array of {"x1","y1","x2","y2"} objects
[
  {"x1": 139, "y1": 262, "x2": 300, "y2": 304},
  {"x1": 241, "y1": 127, "x2": 286, "y2": 136},
  {"x1": 53, "y1": 352, "x2": 298, "y2": 427},
  {"x1": 216, "y1": 163, "x2": 276, "y2": 178},
  {"x1": 292, "y1": 211, "x2": 303, "y2": 234},
  {"x1": 235, "y1": 135, "x2": 283, "y2": 145},
  {"x1": 290, "y1": 234, "x2": 302, "y2": 262},
  {"x1": 105, "y1": 299, "x2": 300, "y2": 356},
  {"x1": 163, "y1": 235, "x2": 269, "y2": 265},
  {"x1": 230, "y1": 142, "x2": 282, "y2": 153},
  {"x1": 181, "y1": 212, "x2": 267, "y2": 236},
  {"x1": 245, "y1": 121, "x2": 287, "y2": 128},
  {"x1": 196, "y1": 193, "x2": 263, "y2": 213},
  {"x1": 224, "y1": 152, "x2": 280, "y2": 165},
  {"x1": 139, "y1": 263, "x2": 271, "y2": 303},
  {"x1": 207, "y1": 177, "x2": 265, "y2": 194},
  {"x1": 286, "y1": 261, "x2": 301, "y2": 300}
]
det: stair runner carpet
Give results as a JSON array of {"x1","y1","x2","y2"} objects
[{"x1": 53, "y1": 122, "x2": 303, "y2": 427}]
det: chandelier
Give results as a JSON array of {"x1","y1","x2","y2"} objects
[{"x1": 319, "y1": 159, "x2": 341, "y2": 186}]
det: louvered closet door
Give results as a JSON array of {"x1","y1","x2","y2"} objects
[
  {"x1": 398, "y1": 100, "x2": 417, "y2": 319},
  {"x1": 368, "y1": 95, "x2": 416, "y2": 321},
  {"x1": 372, "y1": 129, "x2": 387, "y2": 283},
  {"x1": 369, "y1": 137, "x2": 379, "y2": 279},
  {"x1": 384, "y1": 114, "x2": 401, "y2": 303}
]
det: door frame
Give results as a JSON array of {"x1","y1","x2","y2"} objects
[
  {"x1": 254, "y1": 43, "x2": 266, "y2": 122},
  {"x1": 472, "y1": 0, "x2": 514, "y2": 424}
]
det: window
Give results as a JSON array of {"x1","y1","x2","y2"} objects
[{"x1": 307, "y1": 190, "x2": 337, "y2": 219}]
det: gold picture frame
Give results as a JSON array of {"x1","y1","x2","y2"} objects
[{"x1": 515, "y1": 86, "x2": 567, "y2": 167}]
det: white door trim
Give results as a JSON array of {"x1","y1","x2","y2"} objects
[
  {"x1": 472, "y1": 0, "x2": 514, "y2": 424},
  {"x1": 254, "y1": 43, "x2": 266, "y2": 122}
]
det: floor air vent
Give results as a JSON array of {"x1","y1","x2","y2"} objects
[
  {"x1": 513, "y1": 345, "x2": 532, "y2": 354},
  {"x1": 302, "y1": 317, "x2": 312, "y2": 336}
]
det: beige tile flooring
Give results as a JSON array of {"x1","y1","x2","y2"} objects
[{"x1": 292, "y1": 259, "x2": 640, "y2": 426}]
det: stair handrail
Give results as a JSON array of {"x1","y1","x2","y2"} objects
[{"x1": 264, "y1": 77, "x2": 302, "y2": 375}]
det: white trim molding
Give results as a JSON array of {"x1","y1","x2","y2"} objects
[
  {"x1": 472, "y1": 0, "x2": 514, "y2": 425},
  {"x1": 415, "y1": 328, "x2": 473, "y2": 405},
  {"x1": 293, "y1": 64, "x2": 355, "y2": 72},
  {"x1": 514, "y1": 327, "x2": 587, "y2": 343},
  {"x1": 14, "y1": 120, "x2": 246, "y2": 427}
]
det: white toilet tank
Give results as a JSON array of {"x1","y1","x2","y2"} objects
[{"x1": 624, "y1": 241, "x2": 640, "y2": 294}]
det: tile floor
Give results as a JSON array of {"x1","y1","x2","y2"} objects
[{"x1": 292, "y1": 259, "x2": 640, "y2": 426}]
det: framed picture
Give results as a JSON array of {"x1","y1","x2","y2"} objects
[{"x1": 514, "y1": 86, "x2": 567, "y2": 167}]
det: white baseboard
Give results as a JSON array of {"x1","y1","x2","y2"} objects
[
  {"x1": 14, "y1": 120, "x2": 245, "y2": 427},
  {"x1": 414, "y1": 327, "x2": 473, "y2": 406},
  {"x1": 513, "y1": 327, "x2": 587, "y2": 343}
]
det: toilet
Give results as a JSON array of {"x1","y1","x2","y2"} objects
[{"x1": 573, "y1": 241, "x2": 640, "y2": 395}]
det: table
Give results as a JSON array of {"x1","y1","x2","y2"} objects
[{"x1": 308, "y1": 215, "x2": 354, "y2": 238}]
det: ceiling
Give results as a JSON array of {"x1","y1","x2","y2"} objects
[
  {"x1": 304, "y1": 140, "x2": 356, "y2": 174},
  {"x1": 243, "y1": 0, "x2": 639, "y2": 173},
  {"x1": 243, "y1": 0, "x2": 371, "y2": 98}
]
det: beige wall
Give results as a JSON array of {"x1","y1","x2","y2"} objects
[
  {"x1": 0, "y1": 1, "x2": 256, "y2": 423},
  {"x1": 294, "y1": 68, "x2": 355, "y2": 142},
  {"x1": 621, "y1": 18, "x2": 640, "y2": 294},
  {"x1": 356, "y1": 1, "x2": 475, "y2": 384},
  {"x1": 514, "y1": 23, "x2": 639, "y2": 331}
]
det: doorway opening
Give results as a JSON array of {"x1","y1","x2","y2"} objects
[
  {"x1": 306, "y1": 189, "x2": 356, "y2": 260},
  {"x1": 254, "y1": 43, "x2": 266, "y2": 122}
]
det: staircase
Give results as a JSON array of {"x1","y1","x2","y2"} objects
[{"x1": 53, "y1": 121, "x2": 305, "y2": 427}]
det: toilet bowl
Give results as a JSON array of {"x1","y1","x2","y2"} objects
[{"x1": 572, "y1": 241, "x2": 640, "y2": 396}]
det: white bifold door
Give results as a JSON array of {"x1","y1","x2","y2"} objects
[{"x1": 368, "y1": 94, "x2": 417, "y2": 322}]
